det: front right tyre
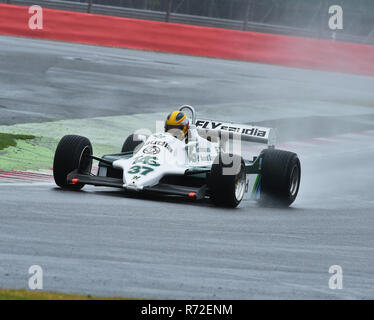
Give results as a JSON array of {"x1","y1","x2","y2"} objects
[{"x1": 121, "y1": 133, "x2": 148, "y2": 153}]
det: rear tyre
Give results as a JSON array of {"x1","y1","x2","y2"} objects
[
  {"x1": 121, "y1": 134, "x2": 147, "y2": 153},
  {"x1": 207, "y1": 154, "x2": 246, "y2": 208},
  {"x1": 53, "y1": 135, "x2": 93, "y2": 190},
  {"x1": 258, "y1": 149, "x2": 301, "y2": 207}
]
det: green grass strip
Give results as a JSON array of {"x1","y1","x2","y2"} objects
[
  {"x1": 0, "y1": 113, "x2": 165, "y2": 171},
  {"x1": 0, "y1": 133, "x2": 35, "y2": 151},
  {"x1": 0, "y1": 288, "x2": 132, "y2": 300}
]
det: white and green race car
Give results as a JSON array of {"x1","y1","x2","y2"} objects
[{"x1": 53, "y1": 106, "x2": 301, "y2": 208}]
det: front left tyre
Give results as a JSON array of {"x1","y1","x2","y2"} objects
[{"x1": 53, "y1": 135, "x2": 93, "y2": 190}]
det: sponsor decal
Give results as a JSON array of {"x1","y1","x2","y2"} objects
[
  {"x1": 132, "y1": 155, "x2": 160, "y2": 167},
  {"x1": 143, "y1": 145, "x2": 160, "y2": 155},
  {"x1": 152, "y1": 133, "x2": 167, "y2": 139},
  {"x1": 195, "y1": 120, "x2": 268, "y2": 138},
  {"x1": 145, "y1": 140, "x2": 173, "y2": 153},
  {"x1": 128, "y1": 155, "x2": 160, "y2": 176},
  {"x1": 128, "y1": 165, "x2": 154, "y2": 176}
]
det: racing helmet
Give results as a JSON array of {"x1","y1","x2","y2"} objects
[{"x1": 164, "y1": 111, "x2": 189, "y2": 140}]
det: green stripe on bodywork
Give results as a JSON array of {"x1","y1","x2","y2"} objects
[{"x1": 251, "y1": 174, "x2": 261, "y2": 195}]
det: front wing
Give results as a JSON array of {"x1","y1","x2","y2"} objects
[
  {"x1": 66, "y1": 153, "x2": 263, "y2": 201},
  {"x1": 66, "y1": 170, "x2": 207, "y2": 200}
]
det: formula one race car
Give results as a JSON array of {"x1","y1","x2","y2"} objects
[{"x1": 53, "y1": 106, "x2": 301, "y2": 208}]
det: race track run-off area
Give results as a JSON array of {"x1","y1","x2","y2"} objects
[{"x1": 0, "y1": 34, "x2": 374, "y2": 299}]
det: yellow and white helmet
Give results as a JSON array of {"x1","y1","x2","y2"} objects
[{"x1": 164, "y1": 111, "x2": 190, "y2": 140}]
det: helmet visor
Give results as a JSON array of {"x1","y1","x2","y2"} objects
[
  {"x1": 165, "y1": 124, "x2": 185, "y2": 132},
  {"x1": 165, "y1": 124, "x2": 186, "y2": 140}
]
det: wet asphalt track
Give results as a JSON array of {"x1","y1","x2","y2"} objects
[{"x1": 0, "y1": 35, "x2": 374, "y2": 299}]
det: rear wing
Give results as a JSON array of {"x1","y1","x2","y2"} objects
[{"x1": 195, "y1": 119, "x2": 276, "y2": 147}]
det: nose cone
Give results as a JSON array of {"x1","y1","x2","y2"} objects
[
  {"x1": 126, "y1": 174, "x2": 143, "y2": 190},
  {"x1": 123, "y1": 159, "x2": 163, "y2": 190},
  {"x1": 114, "y1": 132, "x2": 188, "y2": 190}
]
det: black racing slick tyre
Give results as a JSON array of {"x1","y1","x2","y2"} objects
[
  {"x1": 53, "y1": 135, "x2": 93, "y2": 190},
  {"x1": 258, "y1": 148, "x2": 301, "y2": 207},
  {"x1": 208, "y1": 154, "x2": 246, "y2": 208},
  {"x1": 121, "y1": 134, "x2": 146, "y2": 153}
]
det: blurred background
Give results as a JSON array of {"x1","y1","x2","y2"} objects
[{"x1": 2, "y1": 0, "x2": 374, "y2": 44}]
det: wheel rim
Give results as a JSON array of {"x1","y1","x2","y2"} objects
[
  {"x1": 289, "y1": 165, "x2": 300, "y2": 197},
  {"x1": 235, "y1": 163, "x2": 246, "y2": 201},
  {"x1": 79, "y1": 146, "x2": 92, "y2": 174}
]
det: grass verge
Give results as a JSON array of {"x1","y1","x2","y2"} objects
[
  {"x1": 0, "y1": 288, "x2": 128, "y2": 300},
  {"x1": 0, "y1": 133, "x2": 35, "y2": 151},
  {"x1": 0, "y1": 113, "x2": 164, "y2": 171}
]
